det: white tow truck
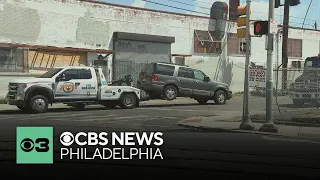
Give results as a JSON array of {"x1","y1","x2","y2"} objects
[{"x1": 6, "y1": 66, "x2": 141, "y2": 113}]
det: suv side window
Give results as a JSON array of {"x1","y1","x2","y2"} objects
[
  {"x1": 194, "y1": 70, "x2": 206, "y2": 80},
  {"x1": 80, "y1": 69, "x2": 92, "y2": 79},
  {"x1": 178, "y1": 67, "x2": 194, "y2": 79},
  {"x1": 155, "y1": 64, "x2": 175, "y2": 76},
  {"x1": 63, "y1": 69, "x2": 80, "y2": 80}
]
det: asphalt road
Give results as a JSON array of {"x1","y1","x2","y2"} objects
[{"x1": 1, "y1": 98, "x2": 320, "y2": 178}]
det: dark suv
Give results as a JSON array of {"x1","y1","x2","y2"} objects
[{"x1": 137, "y1": 62, "x2": 232, "y2": 104}]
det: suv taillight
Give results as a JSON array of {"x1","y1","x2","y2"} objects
[{"x1": 152, "y1": 74, "x2": 158, "y2": 82}]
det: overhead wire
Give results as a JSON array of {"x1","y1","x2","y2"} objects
[
  {"x1": 139, "y1": 0, "x2": 320, "y2": 28},
  {"x1": 302, "y1": 0, "x2": 313, "y2": 28}
]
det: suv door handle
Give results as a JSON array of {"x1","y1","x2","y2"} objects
[
  {"x1": 177, "y1": 78, "x2": 181, "y2": 81},
  {"x1": 196, "y1": 81, "x2": 199, "y2": 84}
]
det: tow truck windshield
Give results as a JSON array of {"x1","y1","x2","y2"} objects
[{"x1": 39, "y1": 68, "x2": 63, "y2": 78}]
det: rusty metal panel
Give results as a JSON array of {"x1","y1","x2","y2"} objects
[{"x1": 113, "y1": 39, "x2": 171, "y2": 87}]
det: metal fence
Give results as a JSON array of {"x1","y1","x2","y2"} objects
[
  {"x1": 0, "y1": 48, "x2": 24, "y2": 72},
  {"x1": 249, "y1": 66, "x2": 320, "y2": 124},
  {"x1": 113, "y1": 60, "x2": 147, "y2": 87}
]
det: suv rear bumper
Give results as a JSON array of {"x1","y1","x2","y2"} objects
[
  {"x1": 137, "y1": 82, "x2": 164, "y2": 94},
  {"x1": 227, "y1": 90, "x2": 233, "y2": 100}
]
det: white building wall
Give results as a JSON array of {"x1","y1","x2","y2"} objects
[{"x1": 0, "y1": 0, "x2": 320, "y2": 98}]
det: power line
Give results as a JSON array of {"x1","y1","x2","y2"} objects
[
  {"x1": 141, "y1": 0, "x2": 318, "y2": 27},
  {"x1": 302, "y1": 0, "x2": 313, "y2": 28}
]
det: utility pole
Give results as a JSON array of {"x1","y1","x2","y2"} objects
[
  {"x1": 260, "y1": 0, "x2": 278, "y2": 133},
  {"x1": 282, "y1": 0, "x2": 289, "y2": 90},
  {"x1": 240, "y1": 0, "x2": 254, "y2": 130}
]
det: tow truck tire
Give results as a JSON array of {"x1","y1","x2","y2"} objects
[
  {"x1": 119, "y1": 93, "x2": 136, "y2": 109},
  {"x1": 28, "y1": 95, "x2": 49, "y2": 113}
]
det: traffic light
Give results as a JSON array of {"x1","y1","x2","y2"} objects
[
  {"x1": 253, "y1": 21, "x2": 269, "y2": 36},
  {"x1": 236, "y1": 5, "x2": 250, "y2": 38},
  {"x1": 289, "y1": 0, "x2": 300, "y2": 6},
  {"x1": 275, "y1": 0, "x2": 281, "y2": 8}
]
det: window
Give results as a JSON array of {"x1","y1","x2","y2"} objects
[
  {"x1": 194, "y1": 30, "x2": 222, "y2": 54},
  {"x1": 291, "y1": 61, "x2": 301, "y2": 68},
  {"x1": 178, "y1": 67, "x2": 194, "y2": 79},
  {"x1": 227, "y1": 33, "x2": 246, "y2": 55},
  {"x1": 80, "y1": 69, "x2": 92, "y2": 79},
  {"x1": 287, "y1": 38, "x2": 302, "y2": 57},
  {"x1": 155, "y1": 64, "x2": 175, "y2": 76},
  {"x1": 40, "y1": 68, "x2": 63, "y2": 78},
  {"x1": 175, "y1": 57, "x2": 185, "y2": 65},
  {"x1": 194, "y1": 70, "x2": 206, "y2": 80},
  {"x1": 63, "y1": 69, "x2": 80, "y2": 80}
]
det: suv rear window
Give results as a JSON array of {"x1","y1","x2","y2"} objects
[{"x1": 155, "y1": 64, "x2": 175, "y2": 76}]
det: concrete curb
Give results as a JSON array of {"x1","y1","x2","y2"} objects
[{"x1": 177, "y1": 119, "x2": 320, "y2": 140}]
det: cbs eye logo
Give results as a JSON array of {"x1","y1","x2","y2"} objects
[
  {"x1": 60, "y1": 132, "x2": 74, "y2": 146},
  {"x1": 20, "y1": 138, "x2": 50, "y2": 152}
]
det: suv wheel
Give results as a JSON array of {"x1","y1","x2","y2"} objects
[
  {"x1": 164, "y1": 85, "x2": 177, "y2": 101},
  {"x1": 28, "y1": 95, "x2": 49, "y2": 113},
  {"x1": 196, "y1": 99, "x2": 208, "y2": 105},
  {"x1": 213, "y1": 90, "x2": 226, "y2": 105}
]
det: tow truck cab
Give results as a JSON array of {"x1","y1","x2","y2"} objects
[
  {"x1": 7, "y1": 66, "x2": 140, "y2": 113},
  {"x1": 289, "y1": 55, "x2": 320, "y2": 105}
]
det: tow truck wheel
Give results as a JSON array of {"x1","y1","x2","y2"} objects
[
  {"x1": 28, "y1": 95, "x2": 49, "y2": 113},
  {"x1": 119, "y1": 93, "x2": 136, "y2": 109}
]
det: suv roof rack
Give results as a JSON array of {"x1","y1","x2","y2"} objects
[{"x1": 157, "y1": 62, "x2": 189, "y2": 67}]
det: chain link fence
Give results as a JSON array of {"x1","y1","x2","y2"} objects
[{"x1": 249, "y1": 65, "x2": 320, "y2": 124}]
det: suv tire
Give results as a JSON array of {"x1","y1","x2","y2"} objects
[
  {"x1": 197, "y1": 99, "x2": 208, "y2": 105},
  {"x1": 119, "y1": 93, "x2": 136, "y2": 109},
  {"x1": 164, "y1": 85, "x2": 177, "y2": 101},
  {"x1": 213, "y1": 90, "x2": 227, "y2": 105},
  {"x1": 28, "y1": 95, "x2": 49, "y2": 113}
]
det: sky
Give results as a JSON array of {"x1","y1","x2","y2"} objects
[{"x1": 101, "y1": 0, "x2": 319, "y2": 29}]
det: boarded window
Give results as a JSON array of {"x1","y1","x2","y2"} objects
[
  {"x1": 194, "y1": 30, "x2": 222, "y2": 54},
  {"x1": 28, "y1": 50, "x2": 87, "y2": 71},
  {"x1": 227, "y1": 33, "x2": 246, "y2": 55},
  {"x1": 287, "y1": 38, "x2": 302, "y2": 57}
]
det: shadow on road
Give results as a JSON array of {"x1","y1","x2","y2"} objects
[
  {"x1": 0, "y1": 107, "x2": 116, "y2": 115},
  {"x1": 139, "y1": 102, "x2": 220, "y2": 108}
]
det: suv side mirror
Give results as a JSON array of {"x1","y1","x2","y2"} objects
[{"x1": 204, "y1": 76, "x2": 210, "y2": 81}]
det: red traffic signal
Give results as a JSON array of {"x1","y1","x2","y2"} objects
[{"x1": 254, "y1": 21, "x2": 268, "y2": 36}]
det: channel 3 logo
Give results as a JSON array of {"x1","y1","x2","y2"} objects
[
  {"x1": 16, "y1": 127, "x2": 53, "y2": 164},
  {"x1": 20, "y1": 138, "x2": 49, "y2": 152}
]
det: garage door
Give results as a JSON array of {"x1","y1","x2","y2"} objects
[
  {"x1": 113, "y1": 39, "x2": 171, "y2": 87},
  {"x1": 28, "y1": 50, "x2": 87, "y2": 70}
]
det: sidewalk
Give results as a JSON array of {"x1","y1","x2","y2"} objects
[{"x1": 178, "y1": 115, "x2": 320, "y2": 140}]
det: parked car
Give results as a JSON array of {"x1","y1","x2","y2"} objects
[{"x1": 137, "y1": 62, "x2": 232, "y2": 104}]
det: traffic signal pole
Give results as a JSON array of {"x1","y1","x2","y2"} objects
[
  {"x1": 260, "y1": 0, "x2": 279, "y2": 133},
  {"x1": 240, "y1": 0, "x2": 254, "y2": 130}
]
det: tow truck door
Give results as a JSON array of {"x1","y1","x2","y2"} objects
[{"x1": 55, "y1": 68, "x2": 97, "y2": 99}]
